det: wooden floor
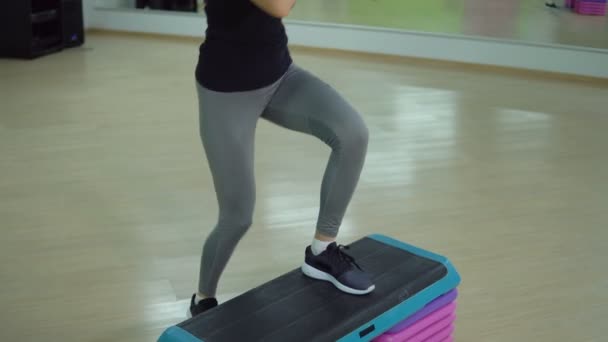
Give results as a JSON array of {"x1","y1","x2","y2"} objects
[{"x1": 1, "y1": 33, "x2": 607, "y2": 342}]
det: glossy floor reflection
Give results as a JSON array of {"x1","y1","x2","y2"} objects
[{"x1": 0, "y1": 33, "x2": 607, "y2": 342}]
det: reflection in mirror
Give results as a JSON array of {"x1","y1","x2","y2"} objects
[
  {"x1": 289, "y1": 0, "x2": 608, "y2": 50},
  {"x1": 93, "y1": 0, "x2": 608, "y2": 50}
]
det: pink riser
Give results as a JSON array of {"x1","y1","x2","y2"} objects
[
  {"x1": 576, "y1": 8, "x2": 606, "y2": 15},
  {"x1": 575, "y1": 0, "x2": 607, "y2": 15},
  {"x1": 374, "y1": 303, "x2": 456, "y2": 342},
  {"x1": 375, "y1": 314, "x2": 455, "y2": 342},
  {"x1": 409, "y1": 323, "x2": 455, "y2": 342}
]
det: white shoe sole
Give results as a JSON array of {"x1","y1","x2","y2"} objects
[{"x1": 301, "y1": 263, "x2": 375, "y2": 295}]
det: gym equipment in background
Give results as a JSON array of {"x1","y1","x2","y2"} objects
[
  {"x1": 0, "y1": 0, "x2": 84, "y2": 59},
  {"x1": 566, "y1": 0, "x2": 606, "y2": 15},
  {"x1": 60, "y1": 0, "x2": 85, "y2": 48}
]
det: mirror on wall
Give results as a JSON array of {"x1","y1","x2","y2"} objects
[{"x1": 94, "y1": 0, "x2": 608, "y2": 51}]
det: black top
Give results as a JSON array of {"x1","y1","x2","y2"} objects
[{"x1": 195, "y1": 0, "x2": 293, "y2": 92}]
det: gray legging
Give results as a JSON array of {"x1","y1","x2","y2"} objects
[{"x1": 196, "y1": 64, "x2": 369, "y2": 297}]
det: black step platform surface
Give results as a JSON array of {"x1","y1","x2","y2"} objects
[{"x1": 159, "y1": 234, "x2": 460, "y2": 342}]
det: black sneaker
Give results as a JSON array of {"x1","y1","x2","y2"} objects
[
  {"x1": 188, "y1": 294, "x2": 218, "y2": 318},
  {"x1": 301, "y1": 242, "x2": 375, "y2": 295}
]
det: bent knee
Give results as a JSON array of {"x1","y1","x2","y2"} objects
[{"x1": 337, "y1": 119, "x2": 369, "y2": 153}]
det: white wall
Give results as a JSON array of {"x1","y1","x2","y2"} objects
[
  {"x1": 83, "y1": 1, "x2": 95, "y2": 29},
  {"x1": 90, "y1": 7, "x2": 204, "y2": 37}
]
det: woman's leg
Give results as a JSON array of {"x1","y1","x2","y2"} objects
[
  {"x1": 195, "y1": 81, "x2": 276, "y2": 302},
  {"x1": 261, "y1": 65, "x2": 373, "y2": 295},
  {"x1": 262, "y1": 65, "x2": 368, "y2": 240}
]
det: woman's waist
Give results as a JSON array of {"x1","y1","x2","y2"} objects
[
  {"x1": 203, "y1": 30, "x2": 288, "y2": 49},
  {"x1": 199, "y1": 39, "x2": 290, "y2": 62}
]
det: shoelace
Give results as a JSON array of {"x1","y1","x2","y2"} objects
[{"x1": 331, "y1": 244, "x2": 363, "y2": 271}]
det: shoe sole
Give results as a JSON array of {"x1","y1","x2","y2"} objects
[{"x1": 301, "y1": 263, "x2": 375, "y2": 295}]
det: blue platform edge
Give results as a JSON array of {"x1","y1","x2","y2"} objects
[
  {"x1": 158, "y1": 234, "x2": 461, "y2": 342},
  {"x1": 158, "y1": 326, "x2": 201, "y2": 342},
  {"x1": 337, "y1": 234, "x2": 461, "y2": 342}
]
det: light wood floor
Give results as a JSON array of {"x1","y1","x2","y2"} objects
[{"x1": 1, "y1": 33, "x2": 607, "y2": 342}]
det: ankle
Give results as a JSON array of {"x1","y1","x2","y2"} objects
[
  {"x1": 314, "y1": 232, "x2": 336, "y2": 242},
  {"x1": 190, "y1": 293, "x2": 218, "y2": 317},
  {"x1": 196, "y1": 292, "x2": 212, "y2": 303},
  {"x1": 311, "y1": 236, "x2": 335, "y2": 256}
]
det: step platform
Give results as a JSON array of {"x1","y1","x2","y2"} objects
[{"x1": 158, "y1": 234, "x2": 461, "y2": 342}]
